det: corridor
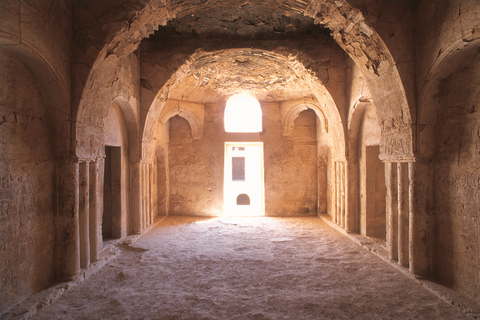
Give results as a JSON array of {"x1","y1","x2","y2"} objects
[{"x1": 30, "y1": 217, "x2": 469, "y2": 320}]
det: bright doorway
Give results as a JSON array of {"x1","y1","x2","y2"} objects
[{"x1": 224, "y1": 142, "x2": 264, "y2": 216}]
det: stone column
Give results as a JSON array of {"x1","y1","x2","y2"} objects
[
  {"x1": 89, "y1": 160, "x2": 101, "y2": 262},
  {"x1": 146, "y1": 163, "x2": 151, "y2": 226},
  {"x1": 79, "y1": 161, "x2": 90, "y2": 268},
  {"x1": 149, "y1": 163, "x2": 154, "y2": 224},
  {"x1": 340, "y1": 162, "x2": 346, "y2": 228},
  {"x1": 335, "y1": 161, "x2": 340, "y2": 224},
  {"x1": 55, "y1": 159, "x2": 80, "y2": 280},
  {"x1": 142, "y1": 163, "x2": 147, "y2": 229},
  {"x1": 130, "y1": 161, "x2": 143, "y2": 234},
  {"x1": 409, "y1": 161, "x2": 431, "y2": 276},
  {"x1": 151, "y1": 162, "x2": 158, "y2": 221},
  {"x1": 385, "y1": 162, "x2": 398, "y2": 261},
  {"x1": 397, "y1": 162, "x2": 409, "y2": 268},
  {"x1": 346, "y1": 158, "x2": 358, "y2": 233}
]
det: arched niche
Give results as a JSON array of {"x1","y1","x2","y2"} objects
[
  {"x1": 279, "y1": 94, "x2": 344, "y2": 218},
  {"x1": 347, "y1": 97, "x2": 372, "y2": 160},
  {"x1": 112, "y1": 95, "x2": 140, "y2": 162},
  {"x1": 158, "y1": 100, "x2": 204, "y2": 140},
  {"x1": 281, "y1": 97, "x2": 328, "y2": 138},
  {"x1": 103, "y1": 102, "x2": 129, "y2": 148},
  {"x1": 0, "y1": 37, "x2": 70, "y2": 158},
  {"x1": 0, "y1": 49, "x2": 57, "y2": 309},
  {"x1": 280, "y1": 95, "x2": 344, "y2": 161},
  {"x1": 142, "y1": 99, "x2": 204, "y2": 162},
  {"x1": 418, "y1": 36, "x2": 480, "y2": 303},
  {"x1": 417, "y1": 37, "x2": 480, "y2": 160}
]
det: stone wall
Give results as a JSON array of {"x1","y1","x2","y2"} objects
[
  {"x1": 264, "y1": 107, "x2": 319, "y2": 216},
  {"x1": 0, "y1": 0, "x2": 73, "y2": 157},
  {"x1": 0, "y1": 52, "x2": 56, "y2": 313},
  {"x1": 169, "y1": 114, "x2": 221, "y2": 216},
  {"x1": 433, "y1": 60, "x2": 480, "y2": 302},
  {"x1": 167, "y1": 102, "x2": 324, "y2": 217},
  {"x1": 413, "y1": 0, "x2": 480, "y2": 304}
]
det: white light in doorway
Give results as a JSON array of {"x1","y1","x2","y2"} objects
[
  {"x1": 224, "y1": 93, "x2": 262, "y2": 132},
  {"x1": 224, "y1": 142, "x2": 265, "y2": 217}
]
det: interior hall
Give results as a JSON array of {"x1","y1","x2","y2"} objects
[{"x1": 1, "y1": 0, "x2": 480, "y2": 318}]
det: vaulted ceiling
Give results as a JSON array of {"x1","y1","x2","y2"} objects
[{"x1": 139, "y1": 4, "x2": 343, "y2": 103}]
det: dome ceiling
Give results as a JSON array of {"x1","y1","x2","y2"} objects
[
  {"x1": 140, "y1": 4, "x2": 339, "y2": 103},
  {"x1": 165, "y1": 48, "x2": 315, "y2": 102}
]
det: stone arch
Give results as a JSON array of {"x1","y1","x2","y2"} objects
[
  {"x1": 75, "y1": 0, "x2": 413, "y2": 161},
  {"x1": 280, "y1": 94, "x2": 344, "y2": 161},
  {"x1": 347, "y1": 97, "x2": 373, "y2": 160},
  {"x1": 281, "y1": 94, "x2": 345, "y2": 160},
  {"x1": 0, "y1": 36, "x2": 71, "y2": 157},
  {"x1": 112, "y1": 95, "x2": 140, "y2": 161},
  {"x1": 416, "y1": 32, "x2": 480, "y2": 300},
  {"x1": 281, "y1": 98, "x2": 328, "y2": 138},
  {"x1": 159, "y1": 106, "x2": 204, "y2": 140},
  {"x1": 142, "y1": 48, "x2": 343, "y2": 162},
  {"x1": 417, "y1": 36, "x2": 480, "y2": 160},
  {"x1": 143, "y1": 99, "x2": 204, "y2": 163},
  {"x1": 345, "y1": 98, "x2": 371, "y2": 232},
  {"x1": 282, "y1": 94, "x2": 345, "y2": 160}
]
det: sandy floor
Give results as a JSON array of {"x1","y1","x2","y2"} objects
[{"x1": 32, "y1": 216, "x2": 470, "y2": 320}]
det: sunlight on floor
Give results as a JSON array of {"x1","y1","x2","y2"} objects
[{"x1": 194, "y1": 215, "x2": 268, "y2": 226}]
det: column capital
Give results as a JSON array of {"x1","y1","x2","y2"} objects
[
  {"x1": 379, "y1": 156, "x2": 416, "y2": 163},
  {"x1": 55, "y1": 153, "x2": 79, "y2": 164},
  {"x1": 77, "y1": 156, "x2": 105, "y2": 163}
]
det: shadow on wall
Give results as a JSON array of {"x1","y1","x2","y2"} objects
[
  {"x1": 432, "y1": 55, "x2": 480, "y2": 300},
  {"x1": 0, "y1": 51, "x2": 56, "y2": 313}
]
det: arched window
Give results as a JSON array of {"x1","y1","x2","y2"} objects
[
  {"x1": 236, "y1": 194, "x2": 251, "y2": 205},
  {"x1": 224, "y1": 93, "x2": 262, "y2": 132}
]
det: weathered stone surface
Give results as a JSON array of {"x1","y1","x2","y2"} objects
[
  {"x1": 1, "y1": 0, "x2": 480, "y2": 316},
  {"x1": 0, "y1": 52, "x2": 56, "y2": 314},
  {"x1": 167, "y1": 102, "x2": 322, "y2": 217},
  {"x1": 433, "y1": 58, "x2": 480, "y2": 302}
]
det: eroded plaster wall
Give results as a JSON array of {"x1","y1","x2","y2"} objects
[
  {"x1": 0, "y1": 0, "x2": 73, "y2": 103},
  {"x1": 168, "y1": 114, "x2": 221, "y2": 216},
  {"x1": 0, "y1": 52, "x2": 55, "y2": 313},
  {"x1": 167, "y1": 102, "x2": 324, "y2": 217},
  {"x1": 433, "y1": 62, "x2": 480, "y2": 302},
  {"x1": 265, "y1": 108, "x2": 318, "y2": 216},
  {"x1": 415, "y1": 0, "x2": 480, "y2": 92},
  {"x1": 413, "y1": 0, "x2": 480, "y2": 304}
]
